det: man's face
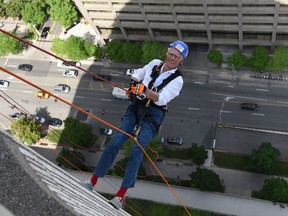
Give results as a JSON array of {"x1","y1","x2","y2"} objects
[{"x1": 165, "y1": 47, "x2": 183, "y2": 69}]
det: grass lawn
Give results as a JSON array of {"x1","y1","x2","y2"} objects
[{"x1": 214, "y1": 151, "x2": 288, "y2": 177}]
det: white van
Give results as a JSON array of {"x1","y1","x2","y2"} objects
[
  {"x1": 57, "y1": 61, "x2": 81, "y2": 68},
  {"x1": 112, "y1": 87, "x2": 128, "y2": 100}
]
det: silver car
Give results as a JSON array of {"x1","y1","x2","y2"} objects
[{"x1": 54, "y1": 84, "x2": 71, "y2": 93}]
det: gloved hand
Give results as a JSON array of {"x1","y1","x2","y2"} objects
[{"x1": 129, "y1": 80, "x2": 146, "y2": 95}]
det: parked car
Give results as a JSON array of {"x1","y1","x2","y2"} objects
[
  {"x1": 93, "y1": 73, "x2": 111, "y2": 81},
  {"x1": 100, "y1": 128, "x2": 113, "y2": 136},
  {"x1": 54, "y1": 84, "x2": 71, "y2": 93},
  {"x1": 240, "y1": 103, "x2": 260, "y2": 111},
  {"x1": 0, "y1": 80, "x2": 9, "y2": 88},
  {"x1": 57, "y1": 61, "x2": 81, "y2": 68},
  {"x1": 10, "y1": 112, "x2": 26, "y2": 120},
  {"x1": 167, "y1": 137, "x2": 184, "y2": 145},
  {"x1": 35, "y1": 91, "x2": 50, "y2": 99},
  {"x1": 34, "y1": 116, "x2": 46, "y2": 123},
  {"x1": 126, "y1": 69, "x2": 136, "y2": 76},
  {"x1": 63, "y1": 69, "x2": 78, "y2": 77},
  {"x1": 18, "y1": 64, "x2": 33, "y2": 71},
  {"x1": 41, "y1": 27, "x2": 50, "y2": 39},
  {"x1": 47, "y1": 118, "x2": 62, "y2": 127}
]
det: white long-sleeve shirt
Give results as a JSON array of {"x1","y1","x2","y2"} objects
[{"x1": 132, "y1": 59, "x2": 183, "y2": 106}]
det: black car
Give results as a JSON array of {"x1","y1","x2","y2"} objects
[
  {"x1": 167, "y1": 137, "x2": 184, "y2": 145},
  {"x1": 240, "y1": 103, "x2": 260, "y2": 111},
  {"x1": 47, "y1": 118, "x2": 62, "y2": 127},
  {"x1": 41, "y1": 27, "x2": 50, "y2": 39},
  {"x1": 93, "y1": 73, "x2": 112, "y2": 81},
  {"x1": 18, "y1": 64, "x2": 33, "y2": 71}
]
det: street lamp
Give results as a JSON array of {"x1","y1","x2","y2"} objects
[{"x1": 219, "y1": 96, "x2": 234, "y2": 124}]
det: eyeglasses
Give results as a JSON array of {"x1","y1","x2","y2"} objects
[{"x1": 167, "y1": 52, "x2": 182, "y2": 60}]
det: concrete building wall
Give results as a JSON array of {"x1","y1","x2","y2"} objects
[{"x1": 73, "y1": 0, "x2": 288, "y2": 51}]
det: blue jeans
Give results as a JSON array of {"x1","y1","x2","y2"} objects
[{"x1": 94, "y1": 101, "x2": 165, "y2": 188}]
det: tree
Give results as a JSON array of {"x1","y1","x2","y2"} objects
[
  {"x1": 249, "y1": 46, "x2": 270, "y2": 71},
  {"x1": 191, "y1": 144, "x2": 208, "y2": 166},
  {"x1": 142, "y1": 41, "x2": 166, "y2": 63},
  {"x1": 10, "y1": 117, "x2": 42, "y2": 146},
  {"x1": 256, "y1": 177, "x2": 288, "y2": 204},
  {"x1": 123, "y1": 136, "x2": 161, "y2": 162},
  {"x1": 51, "y1": 37, "x2": 67, "y2": 57},
  {"x1": 227, "y1": 50, "x2": 249, "y2": 70},
  {"x1": 190, "y1": 167, "x2": 224, "y2": 192},
  {"x1": 208, "y1": 50, "x2": 223, "y2": 66},
  {"x1": 106, "y1": 40, "x2": 124, "y2": 62},
  {"x1": 123, "y1": 42, "x2": 143, "y2": 64},
  {"x1": 249, "y1": 142, "x2": 281, "y2": 174},
  {"x1": 21, "y1": 0, "x2": 47, "y2": 25},
  {"x1": 0, "y1": 32, "x2": 24, "y2": 56},
  {"x1": 5, "y1": 0, "x2": 24, "y2": 19},
  {"x1": 61, "y1": 117, "x2": 93, "y2": 148},
  {"x1": 46, "y1": 0, "x2": 79, "y2": 27},
  {"x1": 266, "y1": 45, "x2": 288, "y2": 72},
  {"x1": 0, "y1": 0, "x2": 6, "y2": 17},
  {"x1": 56, "y1": 148, "x2": 88, "y2": 171}
]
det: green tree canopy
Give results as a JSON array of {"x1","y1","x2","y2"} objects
[
  {"x1": 5, "y1": 0, "x2": 24, "y2": 19},
  {"x1": 46, "y1": 0, "x2": 79, "y2": 27},
  {"x1": 10, "y1": 116, "x2": 41, "y2": 146},
  {"x1": 0, "y1": 32, "x2": 24, "y2": 56},
  {"x1": 142, "y1": 41, "x2": 166, "y2": 63},
  {"x1": 190, "y1": 167, "x2": 224, "y2": 192},
  {"x1": 227, "y1": 50, "x2": 249, "y2": 70},
  {"x1": 0, "y1": 0, "x2": 6, "y2": 17},
  {"x1": 56, "y1": 148, "x2": 88, "y2": 171},
  {"x1": 249, "y1": 142, "x2": 281, "y2": 174},
  {"x1": 62, "y1": 117, "x2": 93, "y2": 149},
  {"x1": 191, "y1": 144, "x2": 208, "y2": 166},
  {"x1": 123, "y1": 42, "x2": 143, "y2": 64},
  {"x1": 250, "y1": 46, "x2": 270, "y2": 71},
  {"x1": 266, "y1": 45, "x2": 288, "y2": 72},
  {"x1": 21, "y1": 0, "x2": 47, "y2": 25},
  {"x1": 123, "y1": 136, "x2": 161, "y2": 162},
  {"x1": 106, "y1": 40, "x2": 124, "y2": 62},
  {"x1": 208, "y1": 50, "x2": 223, "y2": 66},
  {"x1": 256, "y1": 177, "x2": 288, "y2": 204}
]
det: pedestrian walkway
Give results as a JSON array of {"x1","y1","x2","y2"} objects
[{"x1": 70, "y1": 170, "x2": 288, "y2": 216}]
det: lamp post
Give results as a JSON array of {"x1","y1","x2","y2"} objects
[{"x1": 219, "y1": 96, "x2": 234, "y2": 124}]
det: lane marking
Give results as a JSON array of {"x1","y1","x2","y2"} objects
[
  {"x1": 212, "y1": 92, "x2": 267, "y2": 101},
  {"x1": 220, "y1": 110, "x2": 231, "y2": 113},
  {"x1": 277, "y1": 101, "x2": 288, "y2": 104},
  {"x1": 194, "y1": 81, "x2": 204, "y2": 85},
  {"x1": 23, "y1": 91, "x2": 33, "y2": 93},
  {"x1": 252, "y1": 113, "x2": 265, "y2": 116},
  {"x1": 101, "y1": 98, "x2": 112, "y2": 101},
  {"x1": 188, "y1": 107, "x2": 199, "y2": 110},
  {"x1": 75, "y1": 96, "x2": 85, "y2": 99},
  {"x1": 256, "y1": 88, "x2": 269, "y2": 92}
]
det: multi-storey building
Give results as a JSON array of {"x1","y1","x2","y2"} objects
[{"x1": 73, "y1": 0, "x2": 288, "y2": 51}]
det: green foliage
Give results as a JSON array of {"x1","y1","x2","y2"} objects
[
  {"x1": 62, "y1": 117, "x2": 93, "y2": 149},
  {"x1": 250, "y1": 46, "x2": 270, "y2": 71},
  {"x1": 249, "y1": 142, "x2": 281, "y2": 174},
  {"x1": 227, "y1": 50, "x2": 249, "y2": 70},
  {"x1": 142, "y1": 41, "x2": 166, "y2": 63},
  {"x1": 46, "y1": 129, "x2": 63, "y2": 143},
  {"x1": 21, "y1": 0, "x2": 47, "y2": 25},
  {"x1": 190, "y1": 167, "x2": 224, "y2": 192},
  {"x1": 106, "y1": 40, "x2": 124, "y2": 62},
  {"x1": 0, "y1": 31, "x2": 24, "y2": 56},
  {"x1": 5, "y1": 0, "x2": 24, "y2": 19},
  {"x1": 0, "y1": 0, "x2": 6, "y2": 17},
  {"x1": 162, "y1": 145, "x2": 195, "y2": 161},
  {"x1": 255, "y1": 177, "x2": 288, "y2": 204},
  {"x1": 123, "y1": 136, "x2": 161, "y2": 162},
  {"x1": 10, "y1": 117, "x2": 41, "y2": 146},
  {"x1": 46, "y1": 0, "x2": 79, "y2": 27},
  {"x1": 122, "y1": 42, "x2": 143, "y2": 64},
  {"x1": 112, "y1": 157, "x2": 146, "y2": 177},
  {"x1": 56, "y1": 148, "x2": 88, "y2": 171},
  {"x1": 191, "y1": 144, "x2": 208, "y2": 166},
  {"x1": 266, "y1": 45, "x2": 288, "y2": 72},
  {"x1": 94, "y1": 46, "x2": 104, "y2": 60},
  {"x1": 51, "y1": 36, "x2": 98, "y2": 60},
  {"x1": 208, "y1": 50, "x2": 223, "y2": 66}
]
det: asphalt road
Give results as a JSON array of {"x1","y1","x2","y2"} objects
[{"x1": 1, "y1": 57, "x2": 288, "y2": 160}]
